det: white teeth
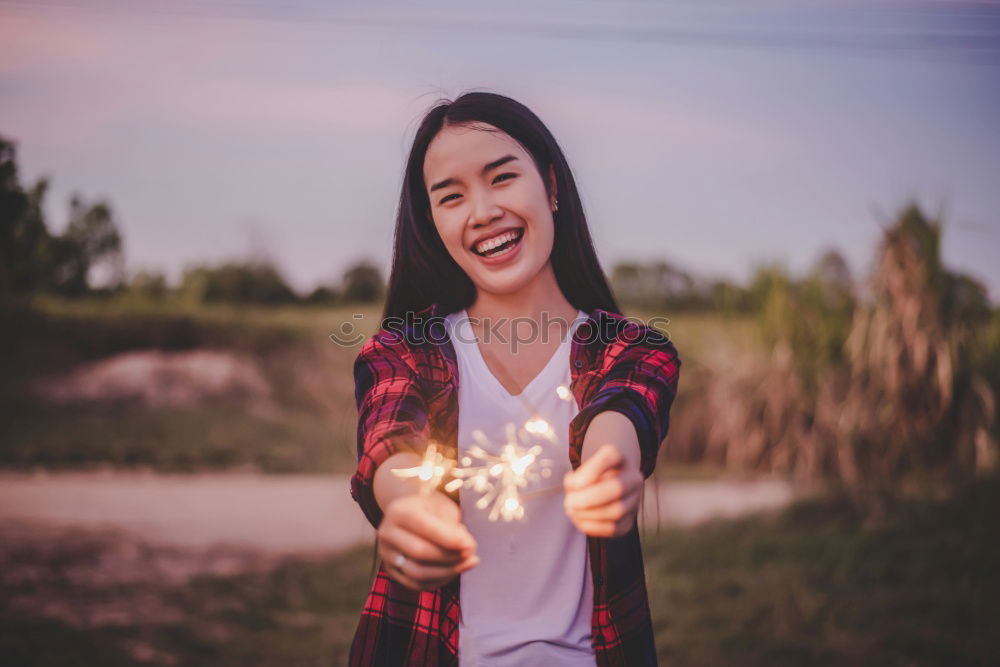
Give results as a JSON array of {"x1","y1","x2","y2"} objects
[
  {"x1": 483, "y1": 241, "x2": 517, "y2": 258},
  {"x1": 475, "y1": 230, "x2": 520, "y2": 255}
]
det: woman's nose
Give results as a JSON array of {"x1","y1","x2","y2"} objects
[{"x1": 469, "y1": 189, "x2": 502, "y2": 226}]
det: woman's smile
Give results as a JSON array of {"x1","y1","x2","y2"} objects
[{"x1": 471, "y1": 228, "x2": 525, "y2": 265}]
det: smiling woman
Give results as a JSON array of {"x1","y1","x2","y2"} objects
[
  {"x1": 348, "y1": 91, "x2": 681, "y2": 667},
  {"x1": 424, "y1": 124, "x2": 558, "y2": 298},
  {"x1": 380, "y1": 91, "x2": 617, "y2": 321}
]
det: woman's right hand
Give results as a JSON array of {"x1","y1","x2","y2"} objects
[{"x1": 376, "y1": 490, "x2": 479, "y2": 592}]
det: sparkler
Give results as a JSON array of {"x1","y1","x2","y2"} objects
[
  {"x1": 390, "y1": 441, "x2": 455, "y2": 496},
  {"x1": 388, "y1": 322, "x2": 583, "y2": 521},
  {"x1": 449, "y1": 423, "x2": 556, "y2": 521}
]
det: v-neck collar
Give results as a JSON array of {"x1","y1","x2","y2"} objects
[
  {"x1": 420, "y1": 303, "x2": 610, "y2": 402},
  {"x1": 450, "y1": 308, "x2": 586, "y2": 401}
]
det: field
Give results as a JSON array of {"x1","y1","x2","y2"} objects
[
  {"x1": 0, "y1": 296, "x2": 380, "y2": 473},
  {"x1": 2, "y1": 472, "x2": 996, "y2": 666},
  {"x1": 0, "y1": 296, "x2": 748, "y2": 475},
  {"x1": 2, "y1": 295, "x2": 996, "y2": 665}
]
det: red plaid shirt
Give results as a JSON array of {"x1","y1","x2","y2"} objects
[{"x1": 349, "y1": 303, "x2": 681, "y2": 666}]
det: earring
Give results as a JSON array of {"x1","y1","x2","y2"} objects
[{"x1": 552, "y1": 198, "x2": 559, "y2": 213}]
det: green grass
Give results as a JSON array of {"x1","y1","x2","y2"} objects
[
  {"x1": 3, "y1": 475, "x2": 997, "y2": 666},
  {"x1": 625, "y1": 308, "x2": 763, "y2": 367},
  {"x1": 26, "y1": 293, "x2": 385, "y2": 337},
  {"x1": 2, "y1": 295, "x2": 383, "y2": 378},
  {"x1": 0, "y1": 296, "x2": 375, "y2": 473},
  {"x1": 0, "y1": 398, "x2": 356, "y2": 473},
  {"x1": 0, "y1": 539, "x2": 376, "y2": 666},
  {"x1": 0, "y1": 297, "x2": 750, "y2": 475},
  {"x1": 645, "y1": 475, "x2": 1000, "y2": 666}
]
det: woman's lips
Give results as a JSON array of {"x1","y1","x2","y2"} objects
[
  {"x1": 471, "y1": 228, "x2": 524, "y2": 256},
  {"x1": 472, "y1": 228, "x2": 524, "y2": 267}
]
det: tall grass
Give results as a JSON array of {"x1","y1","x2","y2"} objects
[
  {"x1": 676, "y1": 203, "x2": 998, "y2": 494},
  {"x1": 840, "y1": 205, "x2": 996, "y2": 483}
]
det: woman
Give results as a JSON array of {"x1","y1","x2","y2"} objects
[{"x1": 349, "y1": 91, "x2": 681, "y2": 666}]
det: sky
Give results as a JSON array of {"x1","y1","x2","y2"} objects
[{"x1": 1, "y1": 0, "x2": 999, "y2": 299}]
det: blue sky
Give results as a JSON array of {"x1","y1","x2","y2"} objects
[{"x1": 2, "y1": 0, "x2": 998, "y2": 298}]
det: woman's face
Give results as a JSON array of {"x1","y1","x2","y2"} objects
[{"x1": 423, "y1": 122, "x2": 557, "y2": 298}]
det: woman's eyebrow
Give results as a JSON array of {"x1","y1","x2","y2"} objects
[{"x1": 429, "y1": 154, "x2": 520, "y2": 193}]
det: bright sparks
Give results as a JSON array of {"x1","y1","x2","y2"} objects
[
  {"x1": 389, "y1": 397, "x2": 568, "y2": 520},
  {"x1": 391, "y1": 442, "x2": 455, "y2": 496},
  {"x1": 451, "y1": 422, "x2": 555, "y2": 521},
  {"x1": 524, "y1": 417, "x2": 550, "y2": 434}
]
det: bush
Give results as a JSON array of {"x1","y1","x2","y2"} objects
[
  {"x1": 341, "y1": 261, "x2": 384, "y2": 304},
  {"x1": 179, "y1": 260, "x2": 298, "y2": 305},
  {"x1": 682, "y1": 202, "x2": 998, "y2": 490}
]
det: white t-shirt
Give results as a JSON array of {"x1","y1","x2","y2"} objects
[{"x1": 444, "y1": 309, "x2": 596, "y2": 667}]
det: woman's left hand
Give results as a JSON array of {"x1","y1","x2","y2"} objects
[{"x1": 563, "y1": 443, "x2": 643, "y2": 538}]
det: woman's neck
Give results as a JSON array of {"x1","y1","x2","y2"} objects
[{"x1": 465, "y1": 263, "x2": 579, "y2": 331}]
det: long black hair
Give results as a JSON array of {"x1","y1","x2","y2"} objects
[{"x1": 381, "y1": 91, "x2": 621, "y2": 322}]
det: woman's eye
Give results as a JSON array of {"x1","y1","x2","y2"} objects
[
  {"x1": 439, "y1": 193, "x2": 461, "y2": 205},
  {"x1": 493, "y1": 172, "x2": 516, "y2": 184}
]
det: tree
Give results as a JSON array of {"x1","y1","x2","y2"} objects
[
  {"x1": 0, "y1": 137, "x2": 52, "y2": 294},
  {"x1": 127, "y1": 269, "x2": 169, "y2": 300},
  {"x1": 179, "y1": 260, "x2": 297, "y2": 305},
  {"x1": 304, "y1": 284, "x2": 340, "y2": 305},
  {"x1": 1, "y1": 135, "x2": 126, "y2": 298},
  {"x1": 811, "y1": 247, "x2": 853, "y2": 296},
  {"x1": 710, "y1": 279, "x2": 750, "y2": 315},
  {"x1": 342, "y1": 260, "x2": 384, "y2": 303},
  {"x1": 610, "y1": 259, "x2": 701, "y2": 310},
  {"x1": 49, "y1": 196, "x2": 125, "y2": 296}
]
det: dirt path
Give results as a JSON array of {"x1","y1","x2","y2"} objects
[{"x1": 0, "y1": 470, "x2": 806, "y2": 557}]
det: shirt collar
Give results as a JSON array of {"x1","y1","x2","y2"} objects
[{"x1": 416, "y1": 302, "x2": 611, "y2": 377}]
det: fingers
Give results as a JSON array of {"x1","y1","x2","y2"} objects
[
  {"x1": 385, "y1": 497, "x2": 477, "y2": 554},
  {"x1": 564, "y1": 444, "x2": 622, "y2": 490},
  {"x1": 565, "y1": 483, "x2": 642, "y2": 523},
  {"x1": 571, "y1": 518, "x2": 633, "y2": 538},
  {"x1": 565, "y1": 470, "x2": 640, "y2": 512},
  {"x1": 379, "y1": 523, "x2": 467, "y2": 566},
  {"x1": 563, "y1": 449, "x2": 643, "y2": 539},
  {"x1": 384, "y1": 563, "x2": 454, "y2": 593},
  {"x1": 378, "y1": 493, "x2": 480, "y2": 591},
  {"x1": 565, "y1": 488, "x2": 641, "y2": 538},
  {"x1": 390, "y1": 551, "x2": 479, "y2": 581},
  {"x1": 380, "y1": 544, "x2": 479, "y2": 592}
]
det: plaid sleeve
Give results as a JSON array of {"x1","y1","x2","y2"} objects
[
  {"x1": 350, "y1": 332, "x2": 431, "y2": 529},
  {"x1": 582, "y1": 323, "x2": 681, "y2": 479}
]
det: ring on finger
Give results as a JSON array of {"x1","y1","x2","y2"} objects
[{"x1": 393, "y1": 553, "x2": 407, "y2": 570}]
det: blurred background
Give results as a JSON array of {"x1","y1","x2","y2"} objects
[{"x1": 1, "y1": 0, "x2": 999, "y2": 664}]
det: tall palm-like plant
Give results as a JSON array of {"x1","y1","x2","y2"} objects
[{"x1": 674, "y1": 202, "x2": 998, "y2": 493}]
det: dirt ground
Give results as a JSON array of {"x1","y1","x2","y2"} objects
[
  {"x1": 0, "y1": 469, "x2": 805, "y2": 658},
  {"x1": 0, "y1": 470, "x2": 800, "y2": 556}
]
